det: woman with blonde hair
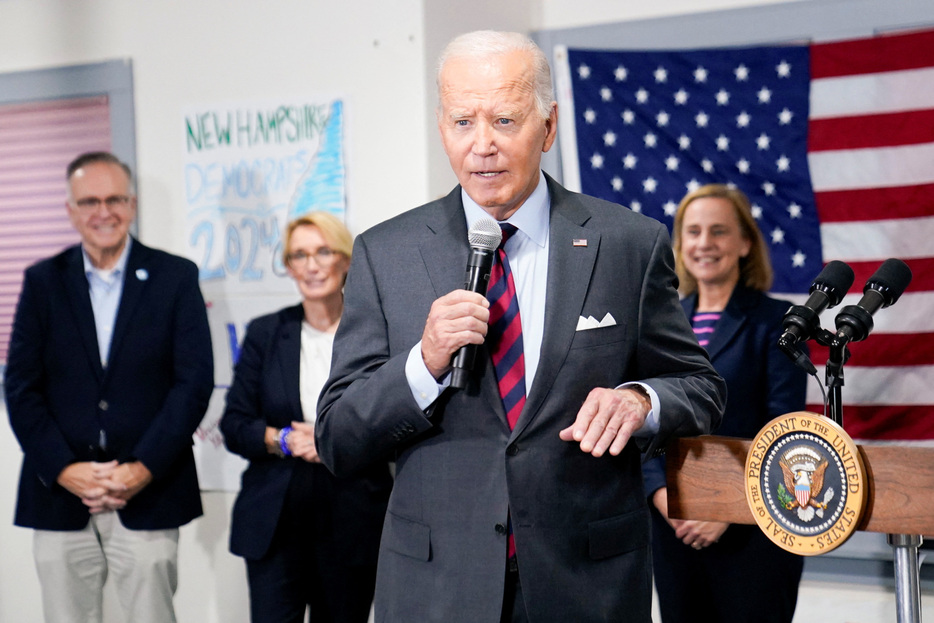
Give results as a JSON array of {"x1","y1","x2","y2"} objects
[
  {"x1": 644, "y1": 185, "x2": 807, "y2": 622},
  {"x1": 221, "y1": 212, "x2": 391, "y2": 622}
]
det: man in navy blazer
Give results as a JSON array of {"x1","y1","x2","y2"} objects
[
  {"x1": 4, "y1": 152, "x2": 214, "y2": 623},
  {"x1": 316, "y1": 32, "x2": 725, "y2": 622}
]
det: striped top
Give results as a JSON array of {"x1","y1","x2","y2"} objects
[{"x1": 691, "y1": 311, "x2": 721, "y2": 348}]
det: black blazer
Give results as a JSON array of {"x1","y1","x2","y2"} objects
[
  {"x1": 220, "y1": 304, "x2": 391, "y2": 563},
  {"x1": 5, "y1": 240, "x2": 214, "y2": 530}
]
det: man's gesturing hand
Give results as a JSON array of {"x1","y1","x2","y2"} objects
[{"x1": 559, "y1": 387, "x2": 651, "y2": 457}]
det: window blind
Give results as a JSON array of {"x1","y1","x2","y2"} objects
[{"x1": 0, "y1": 95, "x2": 112, "y2": 364}]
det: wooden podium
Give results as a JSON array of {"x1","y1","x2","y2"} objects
[
  {"x1": 666, "y1": 436, "x2": 934, "y2": 533},
  {"x1": 665, "y1": 435, "x2": 934, "y2": 621}
]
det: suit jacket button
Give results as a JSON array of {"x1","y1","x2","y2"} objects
[
  {"x1": 506, "y1": 444, "x2": 519, "y2": 456},
  {"x1": 98, "y1": 400, "x2": 109, "y2": 411},
  {"x1": 495, "y1": 523, "x2": 508, "y2": 535}
]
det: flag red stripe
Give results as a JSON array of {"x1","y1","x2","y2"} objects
[
  {"x1": 811, "y1": 29, "x2": 934, "y2": 78},
  {"x1": 809, "y1": 332, "x2": 934, "y2": 367},
  {"x1": 801, "y1": 404, "x2": 934, "y2": 441},
  {"x1": 814, "y1": 183, "x2": 934, "y2": 223},
  {"x1": 809, "y1": 109, "x2": 934, "y2": 152},
  {"x1": 846, "y1": 258, "x2": 934, "y2": 293}
]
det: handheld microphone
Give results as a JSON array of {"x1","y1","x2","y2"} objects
[
  {"x1": 450, "y1": 218, "x2": 502, "y2": 390},
  {"x1": 834, "y1": 258, "x2": 912, "y2": 343},
  {"x1": 780, "y1": 260, "x2": 855, "y2": 346}
]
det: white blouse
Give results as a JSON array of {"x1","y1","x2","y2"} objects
[{"x1": 298, "y1": 321, "x2": 335, "y2": 423}]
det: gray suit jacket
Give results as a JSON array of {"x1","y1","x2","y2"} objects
[{"x1": 316, "y1": 175, "x2": 725, "y2": 623}]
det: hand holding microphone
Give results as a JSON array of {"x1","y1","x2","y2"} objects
[{"x1": 450, "y1": 219, "x2": 502, "y2": 389}]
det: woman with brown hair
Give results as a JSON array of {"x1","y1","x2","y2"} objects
[{"x1": 644, "y1": 185, "x2": 807, "y2": 622}]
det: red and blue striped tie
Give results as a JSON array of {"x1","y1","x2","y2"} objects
[
  {"x1": 487, "y1": 223, "x2": 526, "y2": 429},
  {"x1": 487, "y1": 223, "x2": 525, "y2": 560}
]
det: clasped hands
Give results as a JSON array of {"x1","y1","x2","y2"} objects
[
  {"x1": 422, "y1": 290, "x2": 651, "y2": 457},
  {"x1": 57, "y1": 460, "x2": 153, "y2": 514},
  {"x1": 265, "y1": 422, "x2": 320, "y2": 463},
  {"x1": 653, "y1": 487, "x2": 729, "y2": 550},
  {"x1": 285, "y1": 422, "x2": 321, "y2": 463}
]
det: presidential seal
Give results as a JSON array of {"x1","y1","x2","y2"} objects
[{"x1": 745, "y1": 411, "x2": 867, "y2": 555}]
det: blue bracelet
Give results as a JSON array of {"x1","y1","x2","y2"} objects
[{"x1": 278, "y1": 426, "x2": 293, "y2": 457}]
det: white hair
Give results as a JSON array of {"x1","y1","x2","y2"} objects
[{"x1": 436, "y1": 30, "x2": 554, "y2": 121}]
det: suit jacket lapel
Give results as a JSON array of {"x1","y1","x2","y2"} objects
[
  {"x1": 683, "y1": 286, "x2": 751, "y2": 361},
  {"x1": 107, "y1": 239, "x2": 146, "y2": 378},
  {"x1": 516, "y1": 181, "x2": 597, "y2": 435},
  {"x1": 707, "y1": 286, "x2": 755, "y2": 360},
  {"x1": 419, "y1": 189, "x2": 470, "y2": 299},
  {"x1": 275, "y1": 305, "x2": 304, "y2": 422},
  {"x1": 61, "y1": 246, "x2": 105, "y2": 381}
]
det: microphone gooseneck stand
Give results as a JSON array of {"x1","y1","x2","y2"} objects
[{"x1": 814, "y1": 327, "x2": 923, "y2": 623}]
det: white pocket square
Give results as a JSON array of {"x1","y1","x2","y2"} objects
[{"x1": 576, "y1": 312, "x2": 617, "y2": 331}]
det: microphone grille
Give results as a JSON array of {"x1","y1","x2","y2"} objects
[
  {"x1": 812, "y1": 260, "x2": 855, "y2": 307},
  {"x1": 868, "y1": 258, "x2": 913, "y2": 305},
  {"x1": 468, "y1": 218, "x2": 503, "y2": 251}
]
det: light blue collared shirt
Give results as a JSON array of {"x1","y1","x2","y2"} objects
[{"x1": 83, "y1": 237, "x2": 132, "y2": 369}]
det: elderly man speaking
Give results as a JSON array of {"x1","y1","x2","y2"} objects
[{"x1": 316, "y1": 31, "x2": 725, "y2": 623}]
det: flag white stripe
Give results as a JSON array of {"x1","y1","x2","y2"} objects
[
  {"x1": 806, "y1": 365, "x2": 934, "y2": 405},
  {"x1": 810, "y1": 66, "x2": 934, "y2": 119},
  {"x1": 553, "y1": 45, "x2": 582, "y2": 193},
  {"x1": 808, "y1": 142, "x2": 934, "y2": 192},
  {"x1": 819, "y1": 216, "x2": 934, "y2": 261}
]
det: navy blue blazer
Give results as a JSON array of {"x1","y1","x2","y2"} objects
[
  {"x1": 644, "y1": 285, "x2": 807, "y2": 495},
  {"x1": 5, "y1": 239, "x2": 214, "y2": 531},
  {"x1": 643, "y1": 286, "x2": 807, "y2": 623},
  {"x1": 220, "y1": 304, "x2": 391, "y2": 563}
]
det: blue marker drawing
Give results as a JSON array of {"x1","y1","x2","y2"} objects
[
  {"x1": 287, "y1": 99, "x2": 346, "y2": 220},
  {"x1": 226, "y1": 322, "x2": 242, "y2": 366}
]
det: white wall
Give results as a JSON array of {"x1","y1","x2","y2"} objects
[
  {"x1": 537, "y1": 0, "x2": 809, "y2": 29},
  {"x1": 1, "y1": 0, "x2": 929, "y2": 622}
]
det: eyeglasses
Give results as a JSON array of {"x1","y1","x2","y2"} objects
[
  {"x1": 286, "y1": 247, "x2": 341, "y2": 268},
  {"x1": 72, "y1": 195, "x2": 133, "y2": 212}
]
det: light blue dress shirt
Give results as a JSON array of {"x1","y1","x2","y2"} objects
[{"x1": 83, "y1": 237, "x2": 132, "y2": 369}]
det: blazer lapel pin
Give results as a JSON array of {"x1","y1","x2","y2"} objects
[
  {"x1": 572, "y1": 238, "x2": 588, "y2": 247},
  {"x1": 136, "y1": 268, "x2": 149, "y2": 281}
]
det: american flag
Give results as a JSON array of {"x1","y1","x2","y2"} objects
[{"x1": 555, "y1": 28, "x2": 934, "y2": 442}]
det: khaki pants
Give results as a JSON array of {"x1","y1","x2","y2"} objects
[{"x1": 33, "y1": 512, "x2": 179, "y2": 623}]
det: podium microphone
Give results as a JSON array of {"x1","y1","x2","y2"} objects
[
  {"x1": 450, "y1": 218, "x2": 502, "y2": 390},
  {"x1": 780, "y1": 260, "x2": 855, "y2": 346},
  {"x1": 778, "y1": 260, "x2": 854, "y2": 374},
  {"x1": 834, "y1": 258, "x2": 913, "y2": 343}
]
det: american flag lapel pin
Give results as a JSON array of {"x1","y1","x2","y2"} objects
[{"x1": 572, "y1": 238, "x2": 588, "y2": 247}]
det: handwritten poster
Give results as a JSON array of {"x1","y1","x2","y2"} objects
[{"x1": 182, "y1": 97, "x2": 347, "y2": 490}]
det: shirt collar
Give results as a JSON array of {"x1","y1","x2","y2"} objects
[
  {"x1": 461, "y1": 170, "x2": 550, "y2": 249},
  {"x1": 83, "y1": 236, "x2": 132, "y2": 280}
]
